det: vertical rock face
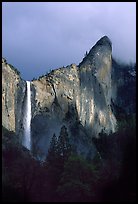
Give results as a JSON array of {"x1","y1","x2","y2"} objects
[
  {"x1": 2, "y1": 58, "x2": 26, "y2": 142},
  {"x1": 2, "y1": 36, "x2": 135, "y2": 160},
  {"x1": 78, "y1": 36, "x2": 116, "y2": 135},
  {"x1": 30, "y1": 36, "x2": 117, "y2": 159},
  {"x1": 111, "y1": 59, "x2": 136, "y2": 114},
  {"x1": 31, "y1": 64, "x2": 83, "y2": 159}
]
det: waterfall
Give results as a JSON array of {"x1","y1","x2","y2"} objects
[{"x1": 23, "y1": 81, "x2": 31, "y2": 150}]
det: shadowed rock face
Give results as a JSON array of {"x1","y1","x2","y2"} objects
[
  {"x1": 31, "y1": 36, "x2": 116, "y2": 159},
  {"x1": 2, "y1": 36, "x2": 135, "y2": 160},
  {"x1": 111, "y1": 59, "x2": 136, "y2": 115},
  {"x1": 78, "y1": 36, "x2": 115, "y2": 135}
]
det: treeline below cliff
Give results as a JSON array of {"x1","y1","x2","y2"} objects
[{"x1": 2, "y1": 112, "x2": 136, "y2": 202}]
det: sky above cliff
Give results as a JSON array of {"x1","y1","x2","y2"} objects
[{"x1": 2, "y1": 2, "x2": 136, "y2": 80}]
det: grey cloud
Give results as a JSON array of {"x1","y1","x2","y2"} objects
[{"x1": 2, "y1": 2, "x2": 136, "y2": 80}]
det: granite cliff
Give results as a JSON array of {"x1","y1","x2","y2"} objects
[
  {"x1": 2, "y1": 58, "x2": 26, "y2": 143},
  {"x1": 2, "y1": 36, "x2": 136, "y2": 160}
]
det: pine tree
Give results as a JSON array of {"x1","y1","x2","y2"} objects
[
  {"x1": 57, "y1": 125, "x2": 71, "y2": 162},
  {"x1": 85, "y1": 51, "x2": 88, "y2": 57},
  {"x1": 47, "y1": 133, "x2": 58, "y2": 164},
  {"x1": 46, "y1": 126, "x2": 72, "y2": 165}
]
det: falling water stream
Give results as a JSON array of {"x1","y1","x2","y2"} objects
[{"x1": 23, "y1": 81, "x2": 31, "y2": 150}]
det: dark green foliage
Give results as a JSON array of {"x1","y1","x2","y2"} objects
[
  {"x1": 38, "y1": 74, "x2": 45, "y2": 80},
  {"x1": 44, "y1": 125, "x2": 102, "y2": 202},
  {"x1": 2, "y1": 127, "x2": 39, "y2": 202},
  {"x1": 92, "y1": 116, "x2": 136, "y2": 202},
  {"x1": 117, "y1": 113, "x2": 136, "y2": 130},
  {"x1": 57, "y1": 126, "x2": 72, "y2": 160},
  {"x1": 47, "y1": 125, "x2": 72, "y2": 166},
  {"x1": 2, "y1": 114, "x2": 136, "y2": 202},
  {"x1": 84, "y1": 51, "x2": 88, "y2": 57},
  {"x1": 2, "y1": 126, "x2": 19, "y2": 150},
  {"x1": 57, "y1": 154, "x2": 99, "y2": 202},
  {"x1": 37, "y1": 68, "x2": 55, "y2": 80},
  {"x1": 32, "y1": 77, "x2": 37, "y2": 81},
  {"x1": 42, "y1": 126, "x2": 73, "y2": 201},
  {"x1": 46, "y1": 133, "x2": 58, "y2": 164}
]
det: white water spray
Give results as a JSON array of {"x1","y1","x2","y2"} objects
[{"x1": 23, "y1": 81, "x2": 31, "y2": 150}]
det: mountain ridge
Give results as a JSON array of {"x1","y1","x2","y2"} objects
[{"x1": 2, "y1": 36, "x2": 136, "y2": 160}]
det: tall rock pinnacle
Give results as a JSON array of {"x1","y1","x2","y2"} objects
[
  {"x1": 79, "y1": 36, "x2": 113, "y2": 106},
  {"x1": 2, "y1": 36, "x2": 117, "y2": 160},
  {"x1": 79, "y1": 35, "x2": 112, "y2": 68},
  {"x1": 95, "y1": 35, "x2": 112, "y2": 48}
]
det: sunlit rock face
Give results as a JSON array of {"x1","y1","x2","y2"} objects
[
  {"x1": 31, "y1": 64, "x2": 83, "y2": 159},
  {"x1": 3, "y1": 36, "x2": 135, "y2": 160},
  {"x1": 78, "y1": 36, "x2": 116, "y2": 136},
  {"x1": 2, "y1": 58, "x2": 26, "y2": 142},
  {"x1": 31, "y1": 36, "x2": 117, "y2": 159}
]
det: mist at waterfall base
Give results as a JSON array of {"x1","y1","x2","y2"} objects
[
  {"x1": 22, "y1": 81, "x2": 31, "y2": 150},
  {"x1": 21, "y1": 80, "x2": 62, "y2": 160}
]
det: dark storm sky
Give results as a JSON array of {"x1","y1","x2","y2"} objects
[{"x1": 2, "y1": 2, "x2": 136, "y2": 80}]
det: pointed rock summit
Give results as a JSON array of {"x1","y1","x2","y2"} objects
[
  {"x1": 78, "y1": 35, "x2": 113, "y2": 116},
  {"x1": 95, "y1": 35, "x2": 112, "y2": 48},
  {"x1": 2, "y1": 35, "x2": 117, "y2": 160},
  {"x1": 79, "y1": 35, "x2": 112, "y2": 67}
]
